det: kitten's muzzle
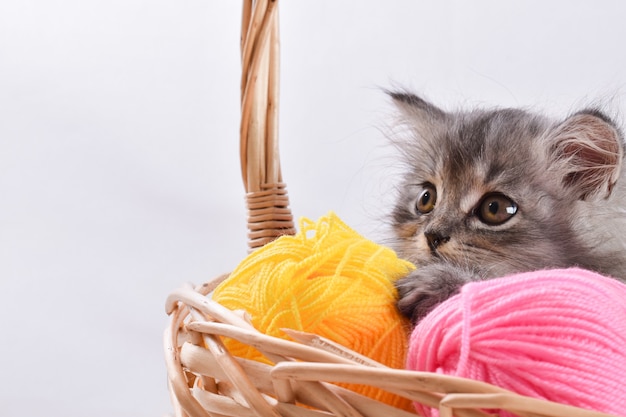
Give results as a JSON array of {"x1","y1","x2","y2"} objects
[{"x1": 425, "y1": 232, "x2": 451, "y2": 252}]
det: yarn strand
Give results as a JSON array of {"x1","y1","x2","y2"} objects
[
  {"x1": 407, "y1": 268, "x2": 626, "y2": 417},
  {"x1": 212, "y1": 211, "x2": 416, "y2": 410}
]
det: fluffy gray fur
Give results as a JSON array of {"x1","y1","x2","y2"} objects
[{"x1": 387, "y1": 91, "x2": 626, "y2": 324}]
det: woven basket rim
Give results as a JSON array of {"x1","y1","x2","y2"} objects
[{"x1": 164, "y1": 274, "x2": 618, "y2": 417}]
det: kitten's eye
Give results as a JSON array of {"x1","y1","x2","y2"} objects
[
  {"x1": 416, "y1": 184, "x2": 437, "y2": 214},
  {"x1": 477, "y1": 193, "x2": 518, "y2": 225}
]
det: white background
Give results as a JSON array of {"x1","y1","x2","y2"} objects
[{"x1": 2, "y1": 1, "x2": 626, "y2": 416}]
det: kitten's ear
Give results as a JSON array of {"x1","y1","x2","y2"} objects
[
  {"x1": 387, "y1": 90, "x2": 448, "y2": 127},
  {"x1": 548, "y1": 111, "x2": 624, "y2": 200}
]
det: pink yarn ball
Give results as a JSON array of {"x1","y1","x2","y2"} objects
[{"x1": 407, "y1": 268, "x2": 626, "y2": 417}]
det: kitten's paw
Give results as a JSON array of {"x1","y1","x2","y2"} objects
[{"x1": 395, "y1": 264, "x2": 476, "y2": 325}]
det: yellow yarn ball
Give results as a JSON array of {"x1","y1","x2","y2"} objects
[{"x1": 212, "y1": 211, "x2": 415, "y2": 410}]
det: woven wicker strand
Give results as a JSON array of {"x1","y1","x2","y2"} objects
[
  {"x1": 240, "y1": 0, "x2": 295, "y2": 250},
  {"x1": 165, "y1": 275, "x2": 619, "y2": 417},
  {"x1": 164, "y1": 1, "x2": 621, "y2": 416}
]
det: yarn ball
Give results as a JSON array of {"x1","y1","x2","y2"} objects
[
  {"x1": 407, "y1": 268, "x2": 626, "y2": 417},
  {"x1": 212, "y1": 211, "x2": 415, "y2": 410}
]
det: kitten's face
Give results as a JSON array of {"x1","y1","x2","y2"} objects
[{"x1": 389, "y1": 94, "x2": 624, "y2": 278}]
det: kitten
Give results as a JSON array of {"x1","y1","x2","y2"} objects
[{"x1": 387, "y1": 91, "x2": 626, "y2": 324}]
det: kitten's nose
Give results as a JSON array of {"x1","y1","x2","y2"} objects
[{"x1": 424, "y1": 232, "x2": 450, "y2": 252}]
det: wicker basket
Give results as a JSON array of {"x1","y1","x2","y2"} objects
[{"x1": 164, "y1": 2, "x2": 618, "y2": 417}]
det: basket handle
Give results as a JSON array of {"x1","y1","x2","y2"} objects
[{"x1": 240, "y1": 0, "x2": 295, "y2": 251}]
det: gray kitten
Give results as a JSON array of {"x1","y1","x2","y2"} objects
[{"x1": 387, "y1": 91, "x2": 626, "y2": 324}]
